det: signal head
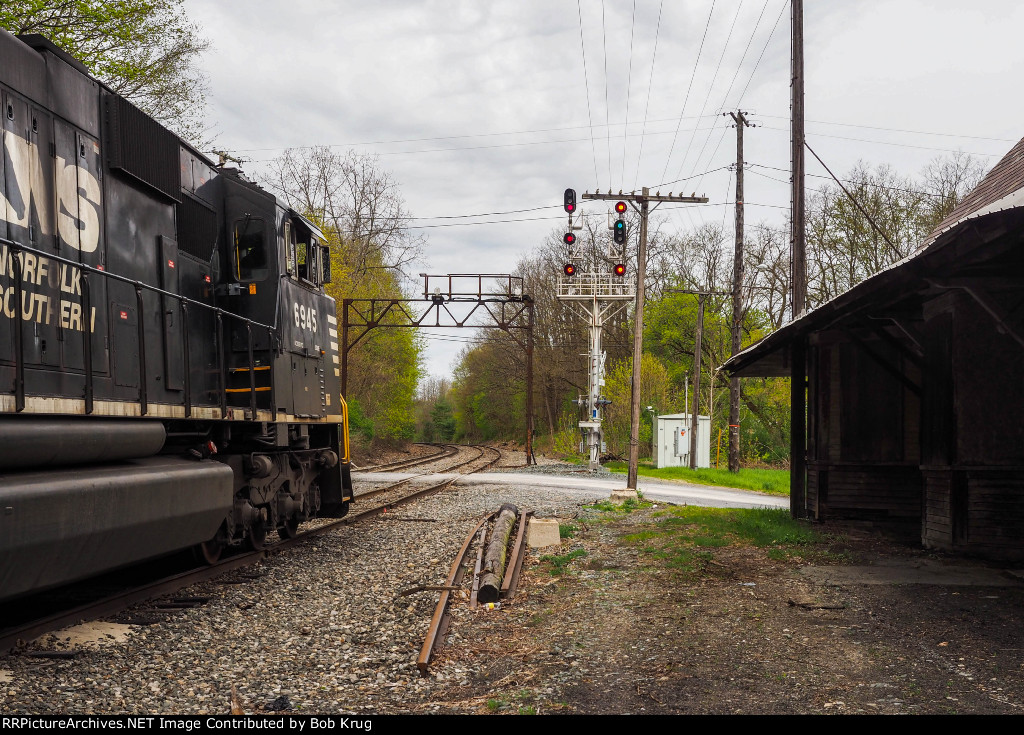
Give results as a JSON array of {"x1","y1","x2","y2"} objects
[
  {"x1": 615, "y1": 201, "x2": 627, "y2": 214},
  {"x1": 563, "y1": 188, "x2": 577, "y2": 213},
  {"x1": 563, "y1": 263, "x2": 577, "y2": 277},
  {"x1": 563, "y1": 232, "x2": 576, "y2": 246},
  {"x1": 613, "y1": 219, "x2": 626, "y2": 244},
  {"x1": 613, "y1": 263, "x2": 626, "y2": 277}
]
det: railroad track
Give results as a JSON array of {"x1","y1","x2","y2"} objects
[
  {"x1": 0, "y1": 443, "x2": 506, "y2": 654},
  {"x1": 355, "y1": 443, "x2": 459, "y2": 473}
]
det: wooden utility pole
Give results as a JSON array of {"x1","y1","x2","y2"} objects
[
  {"x1": 728, "y1": 111, "x2": 751, "y2": 473},
  {"x1": 689, "y1": 293, "x2": 705, "y2": 470},
  {"x1": 791, "y1": 0, "x2": 806, "y2": 317},
  {"x1": 630, "y1": 193, "x2": 649, "y2": 488},
  {"x1": 666, "y1": 289, "x2": 728, "y2": 470},
  {"x1": 790, "y1": 0, "x2": 807, "y2": 517},
  {"x1": 583, "y1": 189, "x2": 709, "y2": 494}
]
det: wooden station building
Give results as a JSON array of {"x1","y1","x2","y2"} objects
[{"x1": 725, "y1": 137, "x2": 1024, "y2": 559}]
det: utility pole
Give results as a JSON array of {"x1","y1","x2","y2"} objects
[
  {"x1": 667, "y1": 289, "x2": 728, "y2": 470},
  {"x1": 583, "y1": 188, "x2": 709, "y2": 497},
  {"x1": 727, "y1": 111, "x2": 752, "y2": 473},
  {"x1": 790, "y1": 0, "x2": 807, "y2": 517},
  {"x1": 689, "y1": 292, "x2": 705, "y2": 470},
  {"x1": 791, "y1": 0, "x2": 806, "y2": 317}
]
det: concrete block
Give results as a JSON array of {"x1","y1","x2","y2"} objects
[
  {"x1": 527, "y1": 518, "x2": 561, "y2": 548},
  {"x1": 608, "y1": 489, "x2": 639, "y2": 505}
]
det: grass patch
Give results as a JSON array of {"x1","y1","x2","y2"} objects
[
  {"x1": 603, "y1": 461, "x2": 789, "y2": 495},
  {"x1": 540, "y1": 548, "x2": 587, "y2": 575},
  {"x1": 559, "y1": 523, "x2": 578, "y2": 539},
  {"x1": 585, "y1": 496, "x2": 652, "y2": 515},
  {"x1": 619, "y1": 506, "x2": 834, "y2": 573}
]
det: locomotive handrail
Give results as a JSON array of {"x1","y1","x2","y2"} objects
[{"x1": 1, "y1": 237, "x2": 278, "y2": 418}]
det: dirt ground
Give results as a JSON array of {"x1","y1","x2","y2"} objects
[{"x1": 422, "y1": 504, "x2": 1024, "y2": 715}]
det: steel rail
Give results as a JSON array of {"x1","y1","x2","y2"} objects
[
  {"x1": 417, "y1": 513, "x2": 493, "y2": 674},
  {"x1": 501, "y1": 510, "x2": 532, "y2": 600},
  {"x1": 357, "y1": 443, "x2": 457, "y2": 473},
  {"x1": 354, "y1": 444, "x2": 497, "y2": 503}
]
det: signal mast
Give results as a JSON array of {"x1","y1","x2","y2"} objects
[{"x1": 556, "y1": 189, "x2": 634, "y2": 469}]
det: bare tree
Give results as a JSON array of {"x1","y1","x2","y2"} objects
[
  {"x1": 919, "y1": 151, "x2": 988, "y2": 236},
  {"x1": 261, "y1": 146, "x2": 424, "y2": 281}
]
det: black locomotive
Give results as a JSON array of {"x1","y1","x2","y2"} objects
[{"x1": 0, "y1": 31, "x2": 352, "y2": 601}]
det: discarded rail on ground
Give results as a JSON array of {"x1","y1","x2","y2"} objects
[{"x1": 417, "y1": 505, "x2": 532, "y2": 674}]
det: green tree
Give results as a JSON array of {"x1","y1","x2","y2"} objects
[
  {"x1": 0, "y1": 1, "x2": 210, "y2": 142},
  {"x1": 430, "y1": 399, "x2": 457, "y2": 442}
]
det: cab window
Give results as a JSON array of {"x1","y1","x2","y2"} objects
[
  {"x1": 297, "y1": 237, "x2": 323, "y2": 287},
  {"x1": 234, "y1": 217, "x2": 269, "y2": 281},
  {"x1": 296, "y1": 241, "x2": 309, "y2": 282},
  {"x1": 284, "y1": 221, "x2": 295, "y2": 275}
]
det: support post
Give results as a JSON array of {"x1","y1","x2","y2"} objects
[
  {"x1": 791, "y1": 0, "x2": 806, "y2": 318},
  {"x1": 790, "y1": 338, "x2": 807, "y2": 517},
  {"x1": 689, "y1": 293, "x2": 705, "y2": 470},
  {"x1": 626, "y1": 189, "x2": 650, "y2": 493},
  {"x1": 525, "y1": 299, "x2": 535, "y2": 465},
  {"x1": 729, "y1": 111, "x2": 750, "y2": 473}
]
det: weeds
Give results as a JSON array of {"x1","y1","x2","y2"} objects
[
  {"x1": 616, "y1": 506, "x2": 837, "y2": 575},
  {"x1": 540, "y1": 548, "x2": 587, "y2": 575},
  {"x1": 559, "y1": 523, "x2": 578, "y2": 539}
]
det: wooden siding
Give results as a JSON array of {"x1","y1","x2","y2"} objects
[
  {"x1": 924, "y1": 468, "x2": 1024, "y2": 560},
  {"x1": 922, "y1": 469, "x2": 953, "y2": 550},
  {"x1": 809, "y1": 463, "x2": 920, "y2": 521}
]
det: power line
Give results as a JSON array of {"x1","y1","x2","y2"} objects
[
  {"x1": 734, "y1": 0, "x2": 788, "y2": 107},
  {"x1": 661, "y1": 0, "x2": 718, "y2": 184},
  {"x1": 244, "y1": 123, "x2": 727, "y2": 163},
  {"x1": 633, "y1": 0, "x2": 664, "y2": 190},
  {"x1": 675, "y1": 0, "x2": 746, "y2": 182},
  {"x1": 655, "y1": 164, "x2": 732, "y2": 188},
  {"x1": 621, "y1": 0, "x2": 637, "y2": 186},
  {"x1": 695, "y1": 125, "x2": 731, "y2": 191},
  {"x1": 748, "y1": 162, "x2": 946, "y2": 198},
  {"x1": 216, "y1": 113, "x2": 721, "y2": 157},
  {"x1": 759, "y1": 126, "x2": 1001, "y2": 157},
  {"x1": 578, "y1": 0, "x2": 601, "y2": 188},
  {"x1": 757, "y1": 114, "x2": 1018, "y2": 144},
  {"x1": 602, "y1": 0, "x2": 611, "y2": 189},
  {"x1": 686, "y1": 0, "x2": 771, "y2": 186},
  {"x1": 717, "y1": 0, "x2": 771, "y2": 111}
]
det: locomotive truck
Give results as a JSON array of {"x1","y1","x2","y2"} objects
[{"x1": 0, "y1": 30, "x2": 352, "y2": 601}]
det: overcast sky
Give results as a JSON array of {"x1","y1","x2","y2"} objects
[{"x1": 185, "y1": 0, "x2": 1024, "y2": 379}]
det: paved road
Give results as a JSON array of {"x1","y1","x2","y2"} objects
[{"x1": 353, "y1": 470, "x2": 788, "y2": 510}]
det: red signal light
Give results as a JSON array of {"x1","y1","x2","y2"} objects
[
  {"x1": 563, "y1": 263, "x2": 577, "y2": 277},
  {"x1": 613, "y1": 263, "x2": 626, "y2": 276},
  {"x1": 615, "y1": 201, "x2": 627, "y2": 214},
  {"x1": 564, "y1": 232, "x2": 576, "y2": 245}
]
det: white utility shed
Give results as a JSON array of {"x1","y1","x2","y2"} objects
[{"x1": 654, "y1": 413, "x2": 711, "y2": 468}]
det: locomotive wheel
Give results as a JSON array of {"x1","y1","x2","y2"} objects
[
  {"x1": 278, "y1": 519, "x2": 299, "y2": 540},
  {"x1": 248, "y1": 522, "x2": 268, "y2": 551},
  {"x1": 196, "y1": 538, "x2": 224, "y2": 565}
]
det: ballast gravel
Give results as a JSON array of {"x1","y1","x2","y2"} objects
[{"x1": 0, "y1": 453, "x2": 608, "y2": 715}]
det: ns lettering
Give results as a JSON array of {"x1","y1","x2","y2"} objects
[{"x1": 1, "y1": 131, "x2": 102, "y2": 253}]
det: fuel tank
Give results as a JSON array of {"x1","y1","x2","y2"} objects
[{"x1": 0, "y1": 455, "x2": 233, "y2": 601}]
